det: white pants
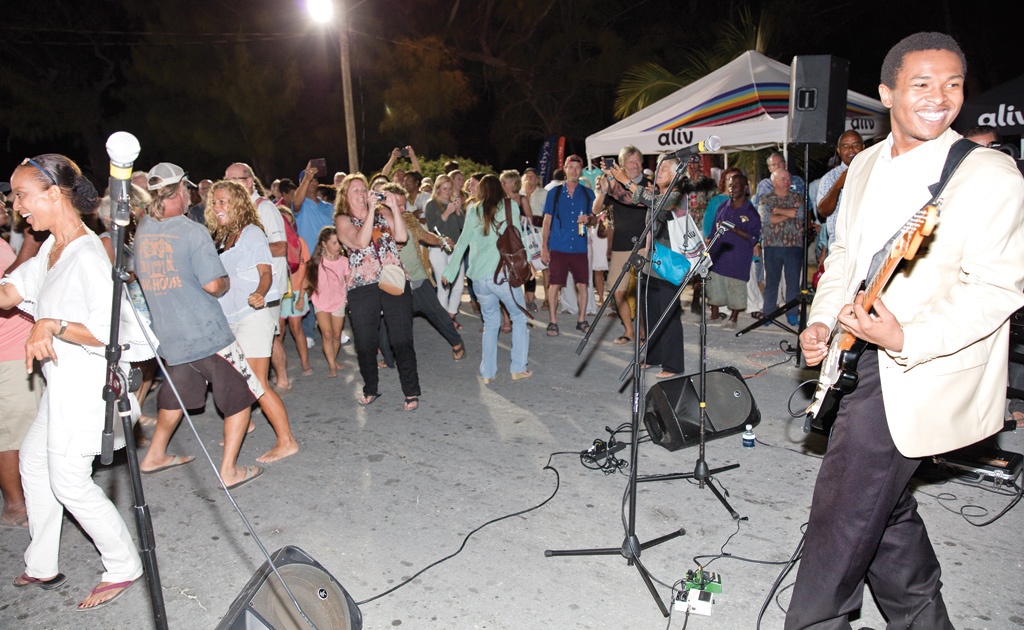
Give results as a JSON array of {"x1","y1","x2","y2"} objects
[
  {"x1": 429, "y1": 247, "x2": 465, "y2": 315},
  {"x1": 20, "y1": 411, "x2": 142, "y2": 583}
]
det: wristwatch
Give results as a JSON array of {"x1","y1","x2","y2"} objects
[{"x1": 56, "y1": 319, "x2": 68, "y2": 337}]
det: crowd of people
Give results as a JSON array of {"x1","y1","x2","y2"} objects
[{"x1": 1, "y1": 31, "x2": 1023, "y2": 619}]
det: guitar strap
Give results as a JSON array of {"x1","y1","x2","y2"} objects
[{"x1": 926, "y1": 138, "x2": 983, "y2": 201}]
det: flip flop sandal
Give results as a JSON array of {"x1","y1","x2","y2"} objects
[
  {"x1": 451, "y1": 343, "x2": 466, "y2": 361},
  {"x1": 358, "y1": 392, "x2": 382, "y2": 406},
  {"x1": 14, "y1": 573, "x2": 67, "y2": 590},
  {"x1": 77, "y1": 578, "x2": 138, "y2": 610},
  {"x1": 403, "y1": 396, "x2": 419, "y2": 411}
]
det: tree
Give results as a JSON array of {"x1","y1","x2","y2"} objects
[
  {"x1": 0, "y1": 0, "x2": 136, "y2": 183},
  {"x1": 375, "y1": 37, "x2": 476, "y2": 156}
]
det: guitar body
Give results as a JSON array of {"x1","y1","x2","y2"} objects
[
  {"x1": 806, "y1": 337, "x2": 869, "y2": 434},
  {"x1": 804, "y1": 200, "x2": 942, "y2": 437}
]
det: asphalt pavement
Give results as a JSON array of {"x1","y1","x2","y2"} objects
[{"x1": 1, "y1": 295, "x2": 1021, "y2": 629}]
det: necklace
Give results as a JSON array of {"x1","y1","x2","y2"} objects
[{"x1": 47, "y1": 223, "x2": 87, "y2": 270}]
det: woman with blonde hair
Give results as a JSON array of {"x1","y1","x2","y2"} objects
[
  {"x1": 334, "y1": 173, "x2": 420, "y2": 410},
  {"x1": 207, "y1": 180, "x2": 298, "y2": 462},
  {"x1": 424, "y1": 173, "x2": 465, "y2": 328}
]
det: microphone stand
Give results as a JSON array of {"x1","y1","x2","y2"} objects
[
  {"x1": 547, "y1": 158, "x2": 710, "y2": 618},
  {"x1": 101, "y1": 171, "x2": 168, "y2": 630}
]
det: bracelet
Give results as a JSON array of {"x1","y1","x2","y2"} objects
[{"x1": 56, "y1": 319, "x2": 68, "y2": 338}]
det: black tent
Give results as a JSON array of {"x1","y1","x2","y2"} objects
[{"x1": 955, "y1": 74, "x2": 1024, "y2": 136}]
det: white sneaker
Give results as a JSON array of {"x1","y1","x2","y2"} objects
[
  {"x1": 306, "y1": 337, "x2": 315, "y2": 349},
  {"x1": 341, "y1": 333, "x2": 351, "y2": 344}
]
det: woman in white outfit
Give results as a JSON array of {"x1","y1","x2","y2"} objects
[{"x1": 0, "y1": 154, "x2": 154, "y2": 610}]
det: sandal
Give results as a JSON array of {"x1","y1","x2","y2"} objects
[
  {"x1": 358, "y1": 392, "x2": 381, "y2": 406},
  {"x1": 612, "y1": 335, "x2": 633, "y2": 345},
  {"x1": 403, "y1": 396, "x2": 419, "y2": 411},
  {"x1": 14, "y1": 572, "x2": 66, "y2": 590},
  {"x1": 576, "y1": 320, "x2": 591, "y2": 333},
  {"x1": 450, "y1": 316, "x2": 463, "y2": 331},
  {"x1": 546, "y1": 322, "x2": 559, "y2": 336},
  {"x1": 451, "y1": 342, "x2": 466, "y2": 361}
]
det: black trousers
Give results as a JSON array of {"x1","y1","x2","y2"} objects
[
  {"x1": 785, "y1": 352, "x2": 952, "y2": 629},
  {"x1": 347, "y1": 283, "x2": 420, "y2": 398},
  {"x1": 641, "y1": 274, "x2": 684, "y2": 374},
  {"x1": 379, "y1": 280, "x2": 463, "y2": 367}
]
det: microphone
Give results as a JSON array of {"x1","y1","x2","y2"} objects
[
  {"x1": 716, "y1": 220, "x2": 735, "y2": 233},
  {"x1": 105, "y1": 132, "x2": 141, "y2": 227},
  {"x1": 666, "y1": 136, "x2": 722, "y2": 160}
]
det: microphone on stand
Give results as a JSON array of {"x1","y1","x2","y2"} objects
[
  {"x1": 665, "y1": 135, "x2": 722, "y2": 160},
  {"x1": 716, "y1": 220, "x2": 735, "y2": 234},
  {"x1": 105, "y1": 132, "x2": 141, "y2": 227},
  {"x1": 101, "y1": 131, "x2": 141, "y2": 464}
]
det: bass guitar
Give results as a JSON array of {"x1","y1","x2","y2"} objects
[{"x1": 805, "y1": 202, "x2": 939, "y2": 434}]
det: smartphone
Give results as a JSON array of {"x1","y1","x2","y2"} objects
[
  {"x1": 399, "y1": 148, "x2": 410, "y2": 158},
  {"x1": 602, "y1": 157, "x2": 614, "y2": 169},
  {"x1": 309, "y1": 158, "x2": 327, "y2": 178}
]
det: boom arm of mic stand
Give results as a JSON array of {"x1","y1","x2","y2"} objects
[{"x1": 574, "y1": 180, "x2": 667, "y2": 356}]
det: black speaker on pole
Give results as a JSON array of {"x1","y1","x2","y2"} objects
[
  {"x1": 643, "y1": 366, "x2": 759, "y2": 452},
  {"x1": 217, "y1": 546, "x2": 362, "y2": 630},
  {"x1": 788, "y1": 55, "x2": 850, "y2": 145}
]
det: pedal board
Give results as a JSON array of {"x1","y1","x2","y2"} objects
[{"x1": 931, "y1": 446, "x2": 1023, "y2": 485}]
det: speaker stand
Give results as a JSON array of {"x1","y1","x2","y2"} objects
[{"x1": 643, "y1": 260, "x2": 743, "y2": 521}]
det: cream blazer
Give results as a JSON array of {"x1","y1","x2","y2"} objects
[{"x1": 811, "y1": 130, "x2": 1024, "y2": 457}]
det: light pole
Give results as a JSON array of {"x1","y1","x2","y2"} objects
[{"x1": 309, "y1": 0, "x2": 359, "y2": 174}]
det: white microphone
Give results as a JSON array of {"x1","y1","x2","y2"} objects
[
  {"x1": 666, "y1": 136, "x2": 722, "y2": 160},
  {"x1": 105, "y1": 132, "x2": 141, "y2": 227}
]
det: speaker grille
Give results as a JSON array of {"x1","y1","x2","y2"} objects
[
  {"x1": 249, "y1": 564, "x2": 355, "y2": 630},
  {"x1": 644, "y1": 367, "x2": 760, "y2": 451}
]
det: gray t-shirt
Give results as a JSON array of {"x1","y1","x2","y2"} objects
[{"x1": 135, "y1": 214, "x2": 234, "y2": 365}]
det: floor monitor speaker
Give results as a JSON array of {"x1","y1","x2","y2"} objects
[
  {"x1": 644, "y1": 366, "x2": 759, "y2": 451},
  {"x1": 788, "y1": 55, "x2": 849, "y2": 145},
  {"x1": 217, "y1": 546, "x2": 362, "y2": 630}
]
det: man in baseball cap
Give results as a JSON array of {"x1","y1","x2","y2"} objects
[{"x1": 145, "y1": 163, "x2": 195, "y2": 191}]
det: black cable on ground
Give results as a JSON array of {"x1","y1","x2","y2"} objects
[{"x1": 354, "y1": 451, "x2": 571, "y2": 606}]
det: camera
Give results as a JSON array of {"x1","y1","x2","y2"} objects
[
  {"x1": 602, "y1": 157, "x2": 614, "y2": 169},
  {"x1": 371, "y1": 191, "x2": 387, "y2": 201},
  {"x1": 398, "y1": 148, "x2": 409, "y2": 158}
]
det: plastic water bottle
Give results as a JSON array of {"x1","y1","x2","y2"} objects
[{"x1": 742, "y1": 424, "x2": 756, "y2": 448}]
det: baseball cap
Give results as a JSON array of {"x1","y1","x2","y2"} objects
[
  {"x1": 563, "y1": 154, "x2": 583, "y2": 167},
  {"x1": 146, "y1": 163, "x2": 195, "y2": 191}
]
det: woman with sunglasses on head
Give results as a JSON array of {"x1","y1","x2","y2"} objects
[{"x1": 0, "y1": 154, "x2": 155, "y2": 610}]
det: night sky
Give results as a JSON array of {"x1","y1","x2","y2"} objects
[{"x1": 1, "y1": 0, "x2": 1021, "y2": 184}]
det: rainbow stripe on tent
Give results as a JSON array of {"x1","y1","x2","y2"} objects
[
  {"x1": 644, "y1": 82, "x2": 887, "y2": 132},
  {"x1": 644, "y1": 82, "x2": 790, "y2": 131}
]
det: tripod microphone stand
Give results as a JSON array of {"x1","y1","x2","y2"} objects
[
  {"x1": 547, "y1": 154, "x2": 735, "y2": 617},
  {"x1": 100, "y1": 132, "x2": 168, "y2": 629},
  {"x1": 735, "y1": 144, "x2": 815, "y2": 365}
]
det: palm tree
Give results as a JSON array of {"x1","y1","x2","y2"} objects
[{"x1": 612, "y1": 7, "x2": 781, "y2": 179}]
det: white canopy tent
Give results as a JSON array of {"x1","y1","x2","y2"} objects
[{"x1": 585, "y1": 51, "x2": 888, "y2": 159}]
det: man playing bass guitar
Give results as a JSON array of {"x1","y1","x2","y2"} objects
[{"x1": 789, "y1": 32, "x2": 1024, "y2": 629}]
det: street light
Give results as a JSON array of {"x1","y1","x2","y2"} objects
[{"x1": 309, "y1": 0, "x2": 359, "y2": 173}]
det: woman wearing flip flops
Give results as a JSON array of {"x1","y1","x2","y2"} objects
[{"x1": 0, "y1": 154, "x2": 154, "y2": 609}]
